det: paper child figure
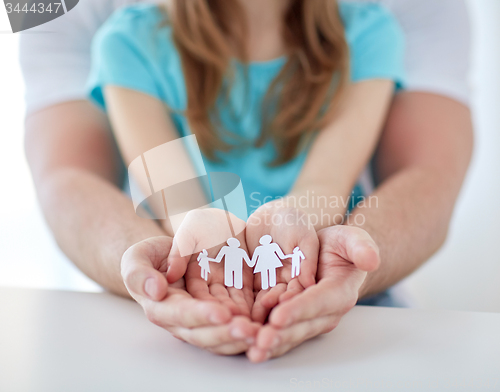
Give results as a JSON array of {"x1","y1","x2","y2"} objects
[
  {"x1": 251, "y1": 235, "x2": 287, "y2": 290},
  {"x1": 197, "y1": 249, "x2": 216, "y2": 281},
  {"x1": 213, "y1": 238, "x2": 252, "y2": 289},
  {"x1": 286, "y1": 246, "x2": 305, "y2": 279}
]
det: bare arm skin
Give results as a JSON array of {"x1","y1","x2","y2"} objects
[
  {"x1": 248, "y1": 92, "x2": 473, "y2": 362},
  {"x1": 355, "y1": 91, "x2": 473, "y2": 298},
  {"x1": 245, "y1": 80, "x2": 393, "y2": 326},
  {"x1": 24, "y1": 100, "x2": 166, "y2": 297},
  {"x1": 277, "y1": 80, "x2": 394, "y2": 229},
  {"x1": 26, "y1": 101, "x2": 256, "y2": 353}
]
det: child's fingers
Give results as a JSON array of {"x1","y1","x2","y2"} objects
[
  {"x1": 209, "y1": 283, "x2": 243, "y2": 316},
  {"x1": 259, "y1": 283, "x2": 287, "y2": 309},
  {"x1": 227, "y1": 286, "x2": 253, "y2": 318},
  {"x1": 278, "y1": 279, "x2": 305, "y2": 304},
  {"x1": 207, "y1": 341, "x2": 251, "y2": 356},
  {"x1": 251, "y1": 289, "x2": 273, "y2": 324}
]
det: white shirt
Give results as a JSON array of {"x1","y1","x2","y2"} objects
[{"x1": 19, "y1": 0, "x2": 471, "y2": 115}]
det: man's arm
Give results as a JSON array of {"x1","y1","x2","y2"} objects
[
  {"x1": 26, "y1": 101, "x2": 261, "y2": 353},
  {"x1": 247, "y1": 92, "x2": 473, "y2": 362},
  {"x1": 25, "y1": 100, "x2": 166, "y2": 297},
  {"x1": 355, "y1": 91, "x2": 473, "y2": 297}
]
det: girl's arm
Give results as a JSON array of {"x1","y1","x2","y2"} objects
[
  {"x1": 103, "y1": 86, "x2": 209, "y2": 235},
  {"x1": 104, "y1": 87, "x2": 179, "y2": 168},
  {"x1": 245, "y1": 80, "x2": 392, "y2": 309},
  {"x1": 283, "y1": 80, "x2": 394, "y2": 230}
]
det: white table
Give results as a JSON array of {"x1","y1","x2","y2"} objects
[{"x1": 0, "y1": 287, "x2": 499, "y2": 392}]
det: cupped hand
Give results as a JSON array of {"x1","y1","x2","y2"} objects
[
  {"x1": 246, "y1": 225, "x2": 380, "y2": 362},
  {"x1": 121, "y1": 234, "x2": 259, "y2": 356},
  {"x1": 166, "y1": 208, "x2": 256, "y2": 317},
  {"x1": 245, "y1": 202, "x2": 319, "y2": 324}
]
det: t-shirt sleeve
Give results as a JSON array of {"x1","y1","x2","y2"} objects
[
  {"x1": 86, "y1": 7, "x2": 164, "y2": 111},
  {"x1": 19, "y1": 0, "x2": 118, "y2": 115},
  {"x1": 341, "y1": 3, "x2": 406, "y2": 89},
  {"x1": 392, "y1": 0, "x2": 471, "y2": 105}
]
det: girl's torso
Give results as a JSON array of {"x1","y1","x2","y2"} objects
[{"x1": 88, "y1": 2, "x2": 405, "y2": 216}]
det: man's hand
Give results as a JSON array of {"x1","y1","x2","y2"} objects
[
  {"x1": 246, "y1": 225, "x2": 380, "y2": 362},
  {"x1": 122, "y1": 234, "x2": 260, "y2": 355},
  {"x1": 246, "y1": 203, "x2": 319, "y2": 324}
]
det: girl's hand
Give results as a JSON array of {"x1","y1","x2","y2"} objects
[
  {"x1": 246, "y1": 226, "x2": 380, "y2": 362},
  {"x1": 166, "y1": 209, "x2": 260, "y2": 354},
  {"x1": 245, "y1": 202, "x2": 319, "y2": 324}
]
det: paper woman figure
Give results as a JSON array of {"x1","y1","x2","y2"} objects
[
  {"x1": 197, "y1": 249, "x2": 216, "y2": 281},
  {"x1": 213, "y1": 238, "x2": 252, "y2": 289},
  {"x1": 251, "y1": 235, "x2": 287, "y2": 290},
  {"x1": 286, "y1": 246, "x2": 305, "y2": 279}
]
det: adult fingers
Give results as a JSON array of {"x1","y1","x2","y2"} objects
[
  {"x1": 166, "y1": 231, "x2": 194, "y2": 284},
  {"x1": 143, "y1": 292, "x2": 232, "y2": 329},
  {"x1": 121, "y1": 236, "x2": 173, "y2": 302},
  {"x1": 296, "y1": 229, "x2": 319, "y2": 289},
  {"x1": 248, "y1": 315, "x2": 339, "y2": 362},
  {"x1": 318, "y1": 226, "x2": 380, "y2": 272},
  {"x1": 207, "y1": 341, "x2": 252, "y2": 356},
  {"x1": 170, "y1": 316, "x2": 259, "y2": 350},
  {"x1": 268, "y1": 274, "x2": 360, "y2": 328}
]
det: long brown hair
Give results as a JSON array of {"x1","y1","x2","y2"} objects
[{"x1": 165, "y1": 0, "x2": 349, "y2": 165}]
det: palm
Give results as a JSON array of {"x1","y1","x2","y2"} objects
[
  {"x1": 167, "y1": 209, "x2": 256, "y2": 318},
  {"x1": 184, "y1": 242, "x2": 255, "y2": 317},
  {"x1": 317, "y1": 228, "x2": 376, "y2": 287},
  {"x1": 246, "y1": 205, "x2": 319, "y2": 323}
]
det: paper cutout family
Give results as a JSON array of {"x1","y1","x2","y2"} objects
[{"x1": 197, "y1": 235, "x2": 305, "y2": 290}]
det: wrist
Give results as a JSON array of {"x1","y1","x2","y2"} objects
[
  {"x1": 279, "y1": 191, "x2": 346, "y2": 231},
  {"x1": 357, "y1": 271, "x2": 375, "y2": 299}
]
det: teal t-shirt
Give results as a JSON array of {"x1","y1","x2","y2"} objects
[{"x1": 87, "y1": 2, "x2": 405, "y2": 215}]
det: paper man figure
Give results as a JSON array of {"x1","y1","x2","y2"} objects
[
  {"x1": 251, "y1": 235, "x2": 287, "y2": 290},
  {"x1": 286, "y1": 246, "x2": 305, "y2": 279},
  {"x1": 213, "y1": 238, "x2": 252, "y2": 289},
  {"x1": 197, "y1": 249, "x2": 216, "y2": 281}
]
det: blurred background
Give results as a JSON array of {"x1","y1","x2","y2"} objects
[{"x1": 0, "y1": 0, "x2": 499, "y2": 311}]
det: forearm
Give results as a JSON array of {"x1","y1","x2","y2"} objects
[
  {"x1": 352, "y1": 166, "x2": 458, "y2": 298},
  {"x1": 282, "y1": 81, "x2": 393, "y2": 230},
  {"x1": 352, "y1": 92, "x2": 473, "y2": 298},
  {"x1": 36, "y1": 167, "x2": 166, "y2": 297},
  {"x1": 283, "y1": 185, "x2": 349, "y2": 229}
]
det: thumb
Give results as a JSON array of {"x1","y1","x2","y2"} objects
[
  {"x1": 318, "y1": 226, "x2": 380, "y2": 272},
  {"x1": 121, "y1": 236, "x2": 172, "y2": 302},
  {"x1": 165, "y1": 234, "x2": 194, "y2": 284}
]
